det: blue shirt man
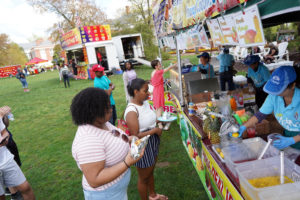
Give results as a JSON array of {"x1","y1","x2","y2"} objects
[
  {"x1": 217, "y1": 53, "x2": 235, "y2": 73},
  {"x1": 216, "y1": 48, "x2": 235, "y2": 91},
  {"x1": 94, "y1": 76, "x2": 115, "y2": 105},
  {"x1": 92, "y1": 64, "x2": 117, "y2": 125},
  {"x1": 247, "y1": 63, "x2": 270, "y2": 88},
  {"x1": 244, "y1": 55, "x2": 270, "y2": 108}
]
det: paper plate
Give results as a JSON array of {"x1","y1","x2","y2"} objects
[{"x1": 158, "y1": 116, "x2": 177, "y2": 122}]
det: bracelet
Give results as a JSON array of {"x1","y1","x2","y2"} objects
[{"x1": 123, "y1": 160, "x2": 130, "y2": 168}]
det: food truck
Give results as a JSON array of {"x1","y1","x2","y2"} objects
[
  {"x1": 61, "y1": 25, "x2": 120, "y2": 79},
  {"x1": 152, "y1": 0, "x2": 300, "y2": 199}
]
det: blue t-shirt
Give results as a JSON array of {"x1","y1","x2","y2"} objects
[
  {"x1": 247, "y1": 63, "x2": 270, "y2": 88},
  {"x1": 198, "y1": 63, "x2": 215, "y2": 78},
  {"x1": 217, "y1": 53, "x2": 234, "y2": 73},
  {"x1": 260, "y1": 88, "x2": 300, "y2": 132},
  {"x1": 94, "y1": 76, "x2": 115, "y2": 105}
]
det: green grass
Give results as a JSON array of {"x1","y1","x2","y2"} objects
[{"x1": 0, "y1": 65, "x2": 208, "y2": 200}]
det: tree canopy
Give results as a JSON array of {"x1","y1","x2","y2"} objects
[
  {"x1": 27, "y1": 0, "x2": 107, "y2": 42},
  {"x1": 0, "y1": 34, "x2": 28, "y2": 66}
]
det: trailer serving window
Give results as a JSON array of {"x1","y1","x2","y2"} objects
[{"x1": 95, "y1": 47, "x2": 108, "y2": 70}]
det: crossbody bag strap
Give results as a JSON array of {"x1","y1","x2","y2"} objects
[{"x1": 122, "y1": 104, "x2": 139, "y2": 120}]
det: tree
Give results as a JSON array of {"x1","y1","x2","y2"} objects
[
  {"x1": 129, "y1": 0, "x2": 152, "y2": 25},
  {"x1": 5, "y1": 43, "x2": 28, "y2": 66},
  {"x1": 0, "y1": 34, "x2": 10, "y2": 55},
  {"x1": 27, "y1": 0, "x2": 108, "y2": 42},
  {"x1": 112, "y1": 0, "x2": 159, "y2": 60},
  {"x1": 0, "y1": 34, "x2": 28, "y2": 66},
  {"x1": 52, "y1": 44, "x2": 63, "y2": 64}
]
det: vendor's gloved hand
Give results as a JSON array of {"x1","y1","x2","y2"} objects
[
  {"x1": 230, "y1": 125, "x2": 246, "y2": 138},
  {"x1": 272, "y1": 136, "x2": 295, "y2": 150}
]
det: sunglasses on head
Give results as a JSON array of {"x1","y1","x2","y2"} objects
[{"x1": 111, "y1": 129, "x2": 129, "y2": 143}]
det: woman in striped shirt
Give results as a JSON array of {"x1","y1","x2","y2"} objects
[
  {"x1": 125, "y1": 79, "x2": 168, "y2": 200},
  {"x1": 71, "y1": 88, "x2": 144, "y2": 200}
]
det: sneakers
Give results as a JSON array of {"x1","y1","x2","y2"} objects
[
  {"x1": 11, "y1": 191, "x2": 23, "y2": 200},
  {"x1": 5, "y1": 187, "x2": 10, "y2": 196}
]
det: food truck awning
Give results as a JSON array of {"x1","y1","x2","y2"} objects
[{"x1": 224, "y1": 0, "x2": 300, "y2": 27}]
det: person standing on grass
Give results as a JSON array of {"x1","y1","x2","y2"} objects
[
  {"x1": 93, "y1": 64, "x2": 117, "y2": 125},
  {"x1": 123, "y1": 61, "x2": 137, "y2": 102},
  {"x1": 2, "y1": 115, "x2": 23, "y2": 199},
  {"x1": 16, "y1": 68, "x2": 29, "y2": 92},
  {"x1": 125, "y1": 78, "x2": 168, "y2": 200},
  {"x1": 60, "y1": 63, "x2": 70, "y2": 88},
  {"x1": 151, "y1": 60, "x2": 176, "y2": 129},
  {"x1": 217, "y1": 48, "x2": 235, "y2": 91},
  {"x1": 0, "y1": 106, "x2": 35, "y2": 200},
  {"x1": 71, "y1": 88, "x2": 145, "y2": 200}
]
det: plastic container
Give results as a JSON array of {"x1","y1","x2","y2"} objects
[
  {"x1": 236, "y1": 156, "x2": 300, "y2": 200},
  {"x1": 223, "y1": 137, "x2": 280, "y2": 184}
]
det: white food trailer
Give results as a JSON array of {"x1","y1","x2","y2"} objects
[{"x1": 112, "y1": 33, "x2": 145, "y2": 67}]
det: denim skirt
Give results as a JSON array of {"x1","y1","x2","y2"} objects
[{"x1": 83, "y1": 169, "x2": 131, "y2": 200}]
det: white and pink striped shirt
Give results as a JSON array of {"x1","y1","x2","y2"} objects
[{"x1": 72, "y1": 122, "x2": 129, "y2": 191}]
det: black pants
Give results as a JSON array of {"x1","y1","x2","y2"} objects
[
  {"x1": 109, "y1": 105, "x2": 117, "y2": 125},
  {"x1": 254, "y1": 85, "x2": 268, "y2": 108},
  {"x1": 220, "y1": 71, "x2": 235, "y2": 91},
  {"x1": 63, "y1": 74, "x2": 70, "y2": 88}
]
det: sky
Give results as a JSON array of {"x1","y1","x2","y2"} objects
[{"x1": 0, "y1": 0, "x2": 130, "y2": 44}]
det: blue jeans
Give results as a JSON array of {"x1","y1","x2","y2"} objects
[
  {"x1": 19, "y1": 78, "x2": 28, "y2": 88},
  {"x1": 109, "y1": 105, "x2": 117, "y2": 126},
  {"x1": 83, "y1": 169, "x2": 131, "y2": 200}
]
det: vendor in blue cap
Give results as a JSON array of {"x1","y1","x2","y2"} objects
[
  {"x1": 217, "y1": 47, "x2": 235, "y2": 91},
  {"x1": 243, "y1": 55, "x2": 271, "y2": 108},
  {"x1": 236, "y1": 65, "x2": 300, "y2": 150},
  {"x1": 197, "y1": 52, "x2": 215, "y2": 79}
]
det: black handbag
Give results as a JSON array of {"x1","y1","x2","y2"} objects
[{"x1": 200, "y1": 68, "x2": 208, "y2": 74}]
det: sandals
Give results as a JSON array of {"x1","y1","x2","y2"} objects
[{"x1": 149, "y1": 194, "x2": 169, "y2": 200}]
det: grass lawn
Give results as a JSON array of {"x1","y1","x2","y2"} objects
[{"x1": 0, "y1": 63, "x2": 208, "y2": 200}]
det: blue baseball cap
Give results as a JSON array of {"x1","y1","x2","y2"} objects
[
  {"x1": 243, "y1": 55, "x2": 260, "y2": 66},
  {"x1": 197, "y1": 52, "x2": 210, "y2": 59},
  {"x1": 263, "y1": 66, "x2": 297, "y2": 95}
]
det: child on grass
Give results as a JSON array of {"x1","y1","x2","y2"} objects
[{"x1": 150, "y1": 60, "x2": 176, "y2": 129}]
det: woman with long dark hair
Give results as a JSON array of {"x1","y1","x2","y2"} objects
[{"x1": 125, "y1": 78, "x2": 168, "y2": 200}]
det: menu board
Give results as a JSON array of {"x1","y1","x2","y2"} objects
[
  {"x1": 172, "y1": 0, "x2": 214, "y2": 29},
  {"x1": 206, "y1": 18, "x2": 225, "y2": 46},
  {"x1": 199, "y1": 28, "x2": 210, "y2": 47},
  {"x1": 80, "y1": 25, "x2": 112, "y2": 43},
  {"x1": 61, "y1": 28, "x2": 82, "y2": 49},
  {"x1": 234, "y1": 5, "x2": 265, "y2": 47},
  {"x1": 218, "y1": 14, "x2": 239, "y2": 45}
]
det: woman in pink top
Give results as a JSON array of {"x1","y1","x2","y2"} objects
[
  {"x1": 151, "y1": 60, "x2": 176, "y2": 128},
  {"x1": 71, "y1": 88, "x2": 144, "y2": 200}
]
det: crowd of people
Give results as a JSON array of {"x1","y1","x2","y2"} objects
[
  {"x1": 70, "y1": 59, "x2": 176, "y2": 200},
  {"x1": 2, "y1": 45, "x2": 300, "y2": 200}
]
